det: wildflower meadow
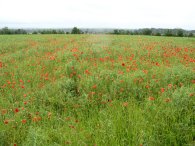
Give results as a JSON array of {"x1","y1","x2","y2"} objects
[{"x1": 0, "y1": 34, "x2": 194, "y2": 146}]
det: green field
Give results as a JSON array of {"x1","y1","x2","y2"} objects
[{"x1": 0, "y1": 35, "x2": 194, "y2": 146}]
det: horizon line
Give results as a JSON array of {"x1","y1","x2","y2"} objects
[{"x1": 0, "y1": 26, "x2": 194, "y2": 31}]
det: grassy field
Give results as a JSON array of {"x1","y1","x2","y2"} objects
[{"x1": 0, "y1": 34, "x2": 194, "y2": 146}]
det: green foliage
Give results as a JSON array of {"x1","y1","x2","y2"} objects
[
  {"x1": 32, "y1": 31, "x2": 38, "y2": 34},
  {"x1": 113, "y1": 29, "x2": 119, "y2": 34},
  {"x1": 164, "y1": 29, "x2": 173, "y2": 36},
  {"x1": 0, "y1": 27, "x2": 11, "y2": 34},
  {"x1": 142, "y1": 28, "x2": 152, "y2": 35},
  {"x1": 112, "y1": 29, "x2": 131, "y2": 35},
  {"x1": 37, "y1": 29, "x2": 65, "y2": 34},
  {"x1": 188, "y1": 32, "x2": 194, "y2": 37},
  {"x1": 154, "y1": 32, "x2": 161, "y2": 36},
  {"x1": 0, "y1": 35, "x2": 194, "y2": 145},
  {"x1": 177, "y1": 29, "x2": 184, "y2": 37},
  {"x1": 71, "y1": 27, "x2": 81, "y2": 34},
  {"x1": 0, "y1": 27, "x2": 27, "y2": 34}
]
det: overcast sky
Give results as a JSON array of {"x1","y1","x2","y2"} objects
[{"x1": 0, "y1": 0, "x2": 195, "y2": 29}]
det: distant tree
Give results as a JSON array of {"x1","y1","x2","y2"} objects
[
  {"x1": 113, "y1": 29, "x2": 130, "y2": 35},
  {"x1": 119, "y1": 30, "x2": 126, "y2": 34},
  {"x1": 142, "y1": 28, "x2": 152, "y2": 35},
  {"x1": 71, "y1": 27, "x2": 81, "y2": 34},
  {"x1": 164, "y1": 29, "x2": 173, "y2": 36},
  {"x1": 52, "y1": 30, "x2": 57, "y2": 34},
  {"x1": 32, "y1": 31, "x2": 38, "y2": 34},
  {"x1": 0, "y1": 27, "x2": 11, "y2": 34},
  {"x1": 154, "y1": 32, "x2": 161, "y2": 36},
  {"x1": 0, "y1": 27, "x2": 27, "y2": 34},
  {"x1": 134, "y1": 31, "x2": 139, "y2": 35},
  {"x1": 39, "y1": 30, "x2": 45, "y2": 34},
  {"x1": 129, "y1": 31, "x2": 134, "y2": 35},
  {"x1": 57, "y1": 30, "x2": 64, "y2": 34},
  {"x1": 14, "y1": 29, "x2": 27, "y2": 34},
  {"x1": 125, "y1": 30, "x2": 130, "y2": 35},
  {"x1": 188, "y1": 32, "x2": 193, "y2": 37},
  {"x1": 113, "y1": 29, "x2": 119, "y2": 34},
  {"x1": 39, "y1": 29, "x2": 58, "y2": 34},
  {"x1": 85, "y1": 29, "x2": 89, "y2": 34},
  {"x1": 177, "y1": 29, "x2": 184, "y2": 37}
]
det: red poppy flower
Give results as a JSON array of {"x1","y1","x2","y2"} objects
[
  {"x1": 145, "y1": 85, "x2": 150, "y2": 89},
  {"x1": 49, "y1": 56, "x2": 55, "y2": 60},
  {"x1": 156, "y1": 62, "x2": 160, "y2": 66},
  {"x1": 4, "y1": 120, "x2": 9, "y2": 124},
  {"x1": 148, "y1": 97, "x2": 155, "y2": 101},
  {"x1": 85, "y1": 70, "x2": 91, "y2": 75},
  {"x1": 143, "y1": 70, "x2": 148, "y2": 74},
  {"x1": 92, "y1": 85, "x2": 97, "y2": 89},
  {"x1": 14, "y1": 108, "x2": 19, "y2": 113},
  {"x1": 161, "y1": 88, "x2": 165, "y2": 93},
  {"x1": 1, "y1": 109, "x2": 7, "y2": 115},
  {"x1": 22, "y1": 119, "x2": 27, "y2": 124},
  {"x1": 32, "y1": 117, "x2": 38, "y2": 122},
  {"x1": 0, "y1": 62, "x2": 3, "y2": 68}
]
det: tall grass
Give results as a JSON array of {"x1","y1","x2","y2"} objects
[{"x1": 0, "y1": 34, "x2": 194, "y2": 146}]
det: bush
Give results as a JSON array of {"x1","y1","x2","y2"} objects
[
  {"x1": 188, "y1": 32, "x2": 194, "y2": 37},
  {"x1": 177, "y1": 29, "x2": 184, "y2": 37},
  {"x1": 71, "y1": 27, "x2": 81, "y2": 34},
  {"x1": 164, "y1": 29, "x2": 173, "y2": 36},
  {"x1": 142, "y1": 28, "x2": 152, "y2": 35}
]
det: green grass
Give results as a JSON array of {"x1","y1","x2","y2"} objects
[{"x1": 0, "y1": 34, "x2": 194, "y2": 146}]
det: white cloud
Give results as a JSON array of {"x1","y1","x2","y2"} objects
[{"x1": 0, "y1": 0, "x2": 194, "y2": 29}]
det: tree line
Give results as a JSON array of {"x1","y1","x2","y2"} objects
[
  {"x1": 33, "y1": 27, "x2": 84, "y2": 34},
  {"x1": 0, "y1": 27, "x2": 27, "y2": 34},
  {"x1": 0, "y1": 27, "x2": 194, "y2": 37},
  {"x1": 111, "y1": 28, "x2": 194, "y2": 37},
  {"x1": 0, "y1": 27, "x2": 83, "y2": 35}
]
